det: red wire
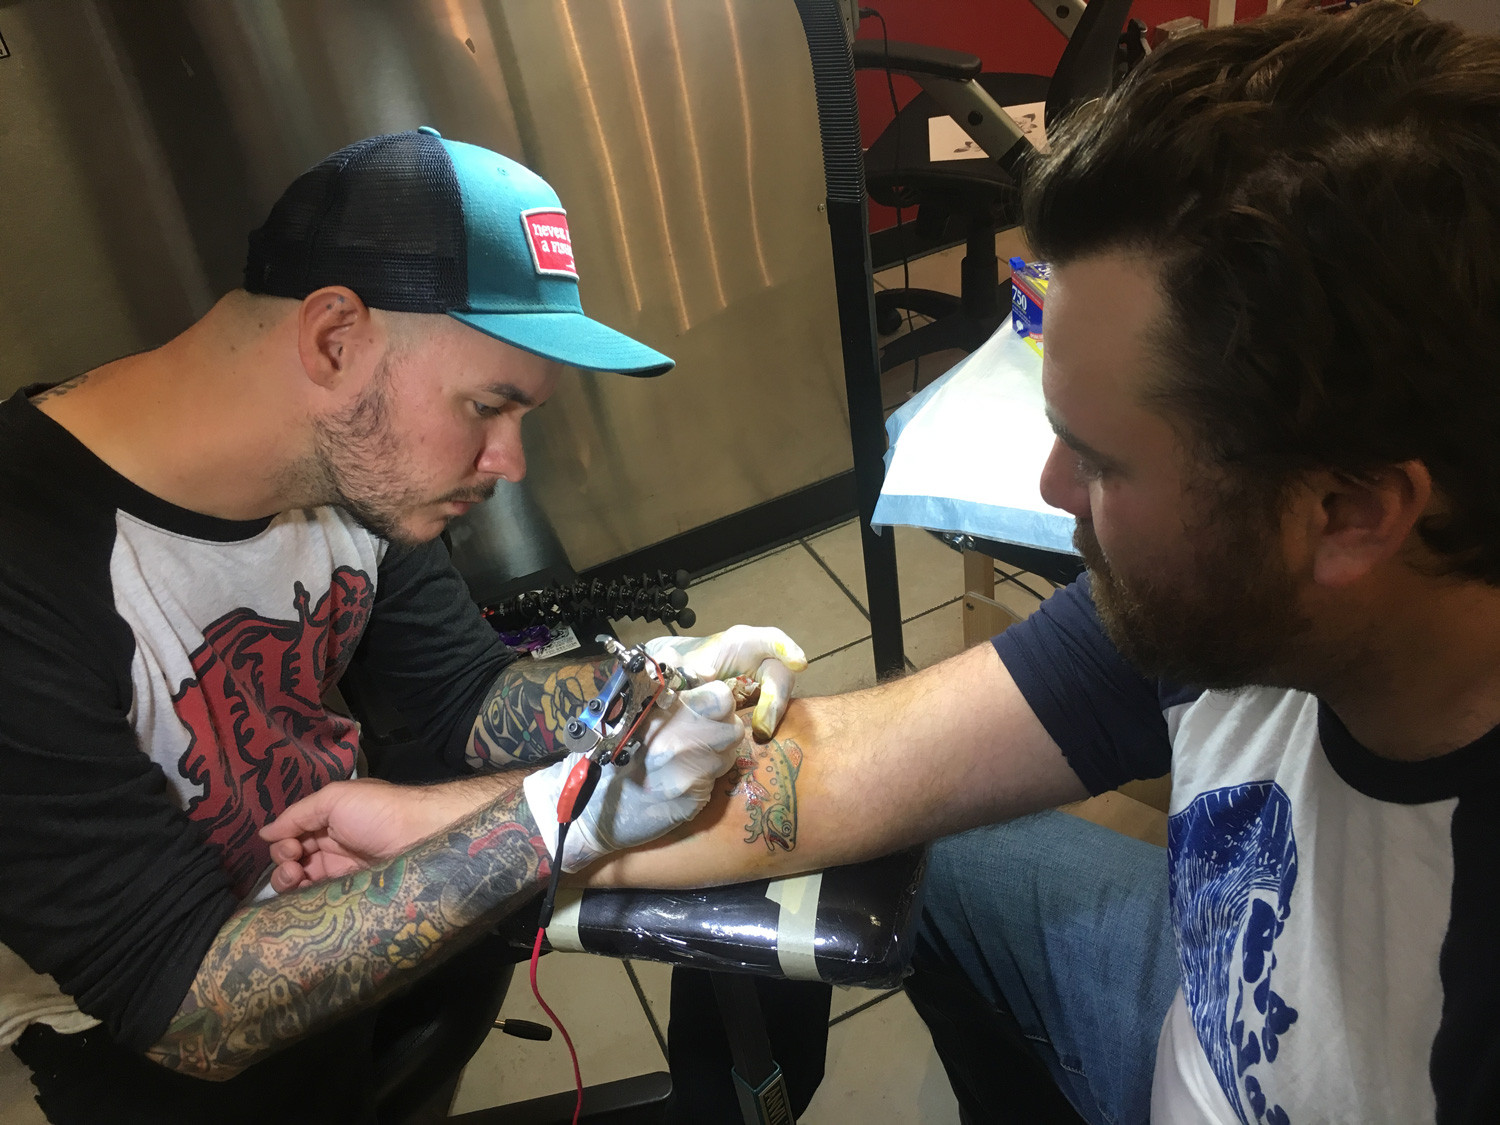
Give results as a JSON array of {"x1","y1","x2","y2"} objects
[
  {"x1": 529, "y1": 652, "x2": 669, "y2": 1125},
  {"x1": 530, "y1": 927, "x2": 584, "y2": 1125}
]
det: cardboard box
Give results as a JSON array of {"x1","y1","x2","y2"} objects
[{"x1": 1009, "y1": 257, "x2": 1050, "y2": 357}]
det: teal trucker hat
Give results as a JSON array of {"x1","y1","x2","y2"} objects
[{"x1": 243, "y1": 126, "x2": 673, "y2": 377}]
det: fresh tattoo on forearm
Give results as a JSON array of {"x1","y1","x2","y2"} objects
[
  {"x1": 727, "y1": 737, "x2": 803, "y2": 852},
  {"x1": 467, "y1": 657, "x2": 612, "y2": 770},
  {"x1": 147, "y1": 785, "x2": 549, "y2": 1079}
]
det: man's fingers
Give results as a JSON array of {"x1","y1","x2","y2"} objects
[
  {"x1": 676, "y1": 680, "x2": 737, "y2": 721},
  {"x1": 751, "y1": 657, "x2": 796, "y2": 740},
  {"x1": 270, "y1": 859, "x2": 309, "y2": 894},
  {"x1": 259, "y1": 785, "x2": 341, "y2": 841},
  {"x1": 757, "y1": 628, "x2": 808, "y2": 673},
  {"x1": 268, "y1": 837, "x2": 308, "y2": 865}
]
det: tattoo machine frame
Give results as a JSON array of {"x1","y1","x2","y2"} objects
[{"x1": 537, "y1": 637, "x2": 683, "y2": 927}]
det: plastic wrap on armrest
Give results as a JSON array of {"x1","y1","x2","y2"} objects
[{"x1": 541, "y1": 847, "x2": 929, "y2": 989}]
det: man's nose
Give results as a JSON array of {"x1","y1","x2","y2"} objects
[
  {"x1": 476, "y1": 421, "x2": 526, "y2": 482},
  {"x1": 1038, "y1": 437, "x2": 1090, "y2": 519}
]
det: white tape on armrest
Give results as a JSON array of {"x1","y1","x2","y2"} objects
[
  {"x1": 545, "y1": 887, "x2": 585, "y2": 953},
  {"x1": 764, "y1": 872, "x2": 825, "y2": 981}
]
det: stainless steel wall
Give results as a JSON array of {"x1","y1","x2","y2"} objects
[{"x1": 0, "y1": 0, "x2": 853, "y2": 569}]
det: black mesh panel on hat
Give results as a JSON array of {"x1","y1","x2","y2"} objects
[{"x1": 243, "y1": 131, "x2": 467, "y2": 312}]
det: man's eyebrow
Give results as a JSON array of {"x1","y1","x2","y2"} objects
[
  {"x1": 481, "y1": 383, "x2": 538, "y2": 408},
  {"x1": 1045, "y1": 406, "x2": 1117, "y2": 467}
]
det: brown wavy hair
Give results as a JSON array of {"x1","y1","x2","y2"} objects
[{"x1": 1025, "y1": 1, "x2": 1500, "y2": 582}]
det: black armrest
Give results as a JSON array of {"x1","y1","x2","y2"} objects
[
  {"x1": 541, "y1": 846, "x2": 930, "y2": 989},
  {"x1": 852, "y1": 39, "x2": 983, "y2": 81}
]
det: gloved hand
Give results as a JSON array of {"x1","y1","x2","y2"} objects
[
  {"x1": 521, "y1": 681, "x2": 744, "y2": 872},
  {"x1": 644, "y1": 625, "x2": 808, "y2": 740}
]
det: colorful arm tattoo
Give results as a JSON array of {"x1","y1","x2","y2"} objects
[
  {"x1": 726, "y1": 736, "x2": 803, "y2": 852},
  {"x1": 147, "y1": 784, "x2": 549, "y2": 1079},
  {"x1": 466, "y1": 657, "x2": 612, "y2": 770}
]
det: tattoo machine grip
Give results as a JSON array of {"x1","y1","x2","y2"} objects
[{"x1": 556, "y1": 756, "x2": 602, "y2": 827}]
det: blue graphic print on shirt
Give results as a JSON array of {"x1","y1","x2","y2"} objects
[{"x1": 1168, "y1": 782, "x2": 1300, "y2": 1125}]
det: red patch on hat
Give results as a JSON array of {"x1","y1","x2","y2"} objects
[{"x1": 521, "y1": 208, "x2": 578, "y2": 279}]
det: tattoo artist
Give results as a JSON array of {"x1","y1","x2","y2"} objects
[{"x1": 0, "y1": 131, "x2": 806, "y2": 1124}]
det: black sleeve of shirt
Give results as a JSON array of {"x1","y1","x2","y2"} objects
[
  {"x1": 350, "y1": 538, "x2": 519, "y2": 772},
  {"x1": 992, "y1": 574, "x2": 1175, "y2": 794},
  {"x1": 0, "y1": 568, "x2": 238, "y2": 1055}
]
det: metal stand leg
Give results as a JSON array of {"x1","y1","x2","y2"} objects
[{"x1": 710, "y1": 973, "x2": 796, "y2": 1125}]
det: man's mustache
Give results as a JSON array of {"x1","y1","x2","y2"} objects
[{"x1": 439, "y1": 481, "x2": 500, "y2": 506}]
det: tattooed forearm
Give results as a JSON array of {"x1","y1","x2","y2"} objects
[
  {"x1": 146, "y1": 784, "x2": 549, "y2": 1079},
  {"x1": 466, "y1": 657, "x2": 612, "y2": 770},
  {"x1": 727, "y1": 737, "x2": 803, "y2": 852}
]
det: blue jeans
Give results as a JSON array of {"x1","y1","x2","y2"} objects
[{"x1": 905, "y1": 811, "x2": 1180, "y2": 1125}]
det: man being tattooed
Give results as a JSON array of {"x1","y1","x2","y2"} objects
[
  {"x1": 273, "y1": 9, "x2": 1500, "y2": 1124},
  {"x1": 0, "y1": 133, "x2": 804, "y2": 1125}
]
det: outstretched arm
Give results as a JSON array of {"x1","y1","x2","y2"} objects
[
  {"x1": 266, "y1": 644, "x2": 1087, "y2": 901},
  {"x1": 147, "y1": 775, "x2": 544, "y2": 1080},
  {"x1": 585, "y1": 641, "x2": 1089, "y2": 889},
  {"x1": 153, "y1": 673, "x2": 749, "y2": 1080}
]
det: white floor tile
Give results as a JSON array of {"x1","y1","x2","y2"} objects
[
  {"x1": 796, "y1": 640, "x2": 879, "y2": 698},
  {"x1": 801, "y1": 991, "x2": 961, "y2": 1125},
  {"x1": 610, "y1": 615, "x2": 670, "y2": 648},
  {"x1": 901, "y1": 599, "x2": 968, "y2": 671},
  {"x1": 449, "y1": 952, "x2": 665, "y2": 1114},
  {"x1": 829, "y1": 982, "x2": 899, "y2": 1020},
  {"x1": 680, "y1": 544, "x2": 871, "y2": 661},
  {"x1": 625, "y1": 957, "x2": 673, "y2": 1040},
  {"x1": 991, "y1": 571, "x2": 1056, "y2": 621},
  {"x1": 805, "y1": 521, "x2": 967, "y2": 622}
]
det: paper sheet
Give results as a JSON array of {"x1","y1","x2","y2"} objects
[
  {"x1": 927, "y1": 114, "x2": 989, "y2": 161},
  {"x1": 926, "y1": 101, "x2": 1048, "y2": 162},
  {"x1": 873, "y1": 326, "x2": 1077, "y2": 553}
]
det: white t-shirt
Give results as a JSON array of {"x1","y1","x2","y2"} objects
[{"x1": 996, "y1": 577, "x2": 1498, "y2": 1124}]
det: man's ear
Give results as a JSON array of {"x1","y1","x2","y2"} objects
[
  {"x1": 1307, "y1": 461, "x2": 1433, "y2": 588},
  {"x1": 297, "y1": 286, "x2": 372, "y2": 389}
]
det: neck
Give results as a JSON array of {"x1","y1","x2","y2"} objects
[
  {"x1": 34, "y1": 295, "x2": 319, "y2": 521},
  {"x1": 1309, "y1": 573, "x2": 1500, "y2": 762}
]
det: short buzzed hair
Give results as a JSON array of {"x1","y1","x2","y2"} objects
[{"x1": 1026, "y1": 1, "x2": 1500, "y2": 583}]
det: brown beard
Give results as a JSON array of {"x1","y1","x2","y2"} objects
[
  {"x1": 1074, "y1": 489, "x2": 1313, "y2": 688},
  {"x1": 308, "y1": 355, "x2": 495, "y2": 545}
]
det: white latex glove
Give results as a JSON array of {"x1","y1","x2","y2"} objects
[
  {"x1": 522, "y1": 681, "x2": 744, "y2": 872},
  {"x1": 643, "y1": 625, "x2": 808, "y2": 740}
]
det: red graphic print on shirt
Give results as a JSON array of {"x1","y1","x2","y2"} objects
[{"x1": 171, "y1": 567, "x2": 373, "y2": 897}]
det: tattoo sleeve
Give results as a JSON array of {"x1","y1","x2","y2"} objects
[
  {"x1": 147, "y1": 784, "x2": 549, "y2": 1079},
  {"x1": 466, "y1": 657, "x2": 612, "y2": 770},
  {"x1": 726, "y1": 736, "x2": 803, "y2": 852}
]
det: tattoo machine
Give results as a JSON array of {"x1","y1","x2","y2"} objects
[
  {"x1": 527, "y1": 638, "x2": 686, "y2": 1125},
  {"x1": 536, "y1": 637, "x2": 685, "y2": 928}
]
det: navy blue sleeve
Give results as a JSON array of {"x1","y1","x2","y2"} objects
[
  {"x1": 993, "y1": 574, "x2": 1177, "y2": 794},
  {"x1": 351, "y1": 539, "x2": 519, "y2": 772}
]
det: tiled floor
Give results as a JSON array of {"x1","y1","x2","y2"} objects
[{"x1": 448, "y1": 230, "x2": 1063, "y2": 1121}]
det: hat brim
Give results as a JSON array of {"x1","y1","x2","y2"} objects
[{"x1": 450, "y1": 309, "x2": 674, "y2": 378}]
